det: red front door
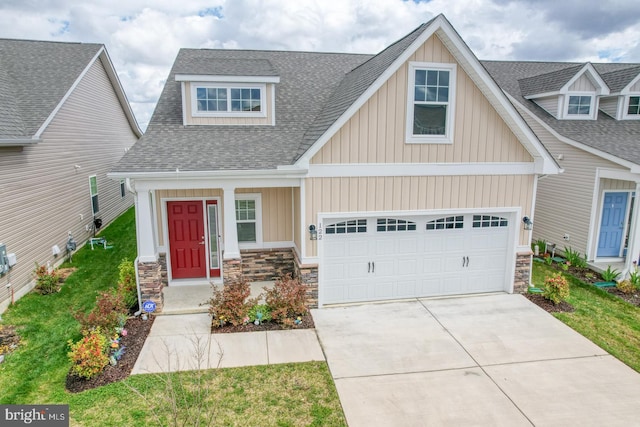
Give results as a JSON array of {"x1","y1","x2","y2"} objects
[{"x1": 167, "y1": 201, "x2": 206, "y2": 279}]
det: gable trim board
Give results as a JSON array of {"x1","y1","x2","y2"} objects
[
  {"x1": 296, "y1": 15, "x2": 559, "y2": 176},
  {"x1": 308, "y1": 162, "x2": 536, "y2": 177},
  {"x1": 34, "y1": 48, "x2": 142, "y2": 139}
]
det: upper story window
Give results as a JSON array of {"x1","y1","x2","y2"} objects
[
  {"x1": 567, "y1": 95, "x2": 592, "y2": 115},
  {"x1": 406, "y1": 62, "x2": 456, "y2": 144},
  {"x1": 191, "y1": 84, "x2": 266, "y2": 117},
  {"x1": 628, "y1": 96, "x2": 640, "y2": 116}
]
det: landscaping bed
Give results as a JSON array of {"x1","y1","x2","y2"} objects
[
  {"x1": 66, "y1": 315, "x2": 154, "y2": 393},
  {"x1": 524, "y1": 293, "x2": 575, "y2": 313},
  {"x1": 211, "y1": 313, "x2": 314, "y2": 333}
]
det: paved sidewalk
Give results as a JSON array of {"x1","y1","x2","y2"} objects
[{"x1": 132, "y1": 313, "x2": 324, "y2": 375}]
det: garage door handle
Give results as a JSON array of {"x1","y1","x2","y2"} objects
[
  {"x1": 372, "y1": 262, "x2": 375, "y2": 273},
  {"x1": 368, "y1": 262, "x2": 371, "y2": 273},
  {"x1": 462, "y1": 256, "x2": 465, "y2": 267},
  {"x1": 466, "y1": 256, "x2": 469, "y2": 267}
]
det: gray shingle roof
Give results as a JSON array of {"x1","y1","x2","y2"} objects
[
  {"x1": 599, "y1": 65, "x2": 640, "y2": 93},
  {"x1": 483, "y1": 60, "x2": 640, "y2": 165},
  {"x1": 518, "y1": 63, "x2": 585, "y2": 97},
  {"x1": 0, "y1": 39, "x2": 102, "y2": 139},
  {"x1": 114, "y1": 19, "x2": 435, "y2": 173}
]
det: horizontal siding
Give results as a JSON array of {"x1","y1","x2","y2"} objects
[
  {"x1": 519, "y1": 106, "x2": 630, "y2": 259},
  {"x1": 599, "y1": 97, "x2": 619, "y2": 119},
  {"x1": 304, "y1": 175, "x2": 534, "y2": 257},
  {"x1": 311, "y1": 34, "x2": 532, "y2": 165},
  {"x1": 183, "y1": 82, "x2": 273, "y2": 125},
  {"x1": 155, "y1": 187, "x2": 293, "y2": 248},
  {"x1": 0, "y1": 58, "x2": 138, "y2": 309},
  {"x1": 569, "y1": 74, "x2": 596, "y2": 91},
  {"x1": 534, "y1": 97, "x2": 559, "y2": 117}
]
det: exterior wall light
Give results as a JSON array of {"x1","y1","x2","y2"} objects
[
  {"x1": 309, "y1": 224, "x2": 317, "y2": 241},
  {"x1": 522, "y1": 216, "x2": 533, "y2": 231}
]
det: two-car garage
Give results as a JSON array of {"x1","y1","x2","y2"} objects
[{"x1": 319, "y1": 211, "x2": 517, "y2": 305}]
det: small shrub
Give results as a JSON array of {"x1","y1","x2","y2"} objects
[
  {"x1": 248, "y1": 304, "x2": 272, "y2": 323},
  {"x1": 264, "y1": 274, "x2": 309, "y2": 323},
  {"x1": 544, "y1": 256, "x2": 553, "y2": 266},
  {"x1": 532, "y1": 239, "x2": 546, "y2": 255},
  {"x1": 560, "y1": 262, "x2": 569, "y2": 271},
  {"x1": 117, "y1": 258, "x2": 137, "y2": 310},
  {"x1": 617, "y1": 279, "x2": 636, "y2": 294},
  {"x1": 543, "y1": 273, "x2": 570, "y2": 305},
  {"x1": 601, "y1": 265, "x2": 621, "y2": 282},
  {"x1": 563, "y1": 247, "x2": 587, "y2": 269},
  {"x1": 208, "y1": 278, "x2": 257, "y2": 327},
  {"x1": 629, "y1": 269, "x2": 640, "y2": 287},
  {"x1": 68, "y1": 328, "x2": 109, "y2": 379},
  {"x1": 74, "y1": 291, "x2": 127, "y2": 332},
  {"x1": 33, "y1": 264, "x2": 61, "y2": 294}
]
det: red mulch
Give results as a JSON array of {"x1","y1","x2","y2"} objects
[
  {"x1": 211, "y1": 313, "x2": 314, "y2": 333},
  {"x1": 66, "y1": 316, "x2": 154, "y2": 393},
  {"x1": 524, "y1": 293, "x2": 575, "y2": 313}
]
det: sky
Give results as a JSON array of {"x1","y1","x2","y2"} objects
[{"x1": 1, "y1": 0, "x2": 639, "y2": 131}]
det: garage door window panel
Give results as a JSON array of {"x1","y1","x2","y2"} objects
[
  {"x1": 426, "y1": 216, "x2": 464, "y2": 230},
  {"x1": 325, "y1": 219, "x2": 367, "y2": 234},
  {"x1": 377, "y1": 218, "x2": 417, "y2": 232},
  {"x1": 472, "y1": 215, "x2": 508, "y2": 228}
]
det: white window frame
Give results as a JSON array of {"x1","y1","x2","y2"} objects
[
  {"x1": 191, "y1": 83, "x2": 267, "y2": 118},
  {"x1": 234, "y1": 193, "x2": 263, "y2": 249},
  {"x1": 622, "y1": 94, "x2": 640, "y2": 120},
  {"x1": 406, "y1": 62, "x2": 457, "y2": 144},
  {"x1": 89, "y1": 175, "x2": 99, "y2": 216},
  {"x1": 563, "y1": 92, "x2": 596, "y2": 120}
]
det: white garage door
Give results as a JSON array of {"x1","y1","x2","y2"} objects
[{"x1": 321, "y1": 213, "x2": 513, "y2": 305}]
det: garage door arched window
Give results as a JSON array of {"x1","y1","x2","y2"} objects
[
  {"x1": 426, "y1": 216, "x2": 464, "y2": 230},
  {"x1": 325, "y1": 219, "x2": 367, "y2": 234},
  {"x1": 472, "y1": 215, "x2": 508, "y2": 228},
  {"x1": 377, "y1": 218, "x2": 417, "y2": 232}
]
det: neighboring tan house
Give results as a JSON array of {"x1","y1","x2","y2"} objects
[
  {"x1": 484, "y1": 61, "x2": 640, "y2": 276},
  {"x1": 0, "y1": 39, "x2": 141, "y2": 312},
  {"x1": 110, "y1": 14, "x2": 559, "y2": 311}
]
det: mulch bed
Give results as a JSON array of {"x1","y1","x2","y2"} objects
[
  {"x1": 0, "y1": 324, "x2": 21, "y2": 357},
  {"x1": 66, "y1": 316, "x2": 155, "y2": 393},
  {"x1": 524, "y1": 293, "x2": 575, "y2": 313},
  {"x1": 211, "y1": 313, "x2": 314, "y2": 333},
  {"x1": 604, "y1": 288, "x2": 640, "y2": 307}
]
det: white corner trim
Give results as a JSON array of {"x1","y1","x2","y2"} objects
[
  {"x1": 560, "y1": 63, "x2": 610, "y2": 96},
  {"x1": 181, "y1": 81, "x2": 187, "y2": 126},
  {"x1": 176, "y1": 74, "x2": 280, "y2": 83},
  {"x1": 308, "y1": 162, "x2": 536, "y2": 177}
]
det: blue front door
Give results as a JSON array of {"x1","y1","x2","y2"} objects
[{"x1": 597, "y1": 192, "x2": 628, "y2": 257}]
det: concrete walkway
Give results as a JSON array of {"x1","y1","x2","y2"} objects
[
  {"x1": 131, "y1": 313, "x2": 324, "y2": 374},
  {"x1": 312, "y1": 293, "x2": 640, "y2": 427}
]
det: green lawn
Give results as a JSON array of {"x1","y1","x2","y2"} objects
[
  {"x1": 532, "y1": 262, "x2": 640, "y2": 372},
  {"x1": 0, "y1": 208, "x2": 346, "y2": 426}
]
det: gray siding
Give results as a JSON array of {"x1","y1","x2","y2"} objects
[
  {"x1": 533, "y1": 96, "x2": 558, "y2": 117},
  {"x1": 0, "y1": 58, "x2": 138, "y2": 311},
  {"x1": 517, "y1": 105, "x2": 627, "y2": 259},
  {"x1": 569, "y1": 74, "x2": 596, "y2": 91},
  {"x1": 599, "y1": 96, "x2": 619, "y2": 119}
]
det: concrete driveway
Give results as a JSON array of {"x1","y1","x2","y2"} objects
[{"x1": 312, "y1": 294, "x2": 640, "y2": 426}]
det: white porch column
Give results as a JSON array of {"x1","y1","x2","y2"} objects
[
  {"x1": 626, "y1": 182, "x2": 640, "y2": 274},
  {"x1": 135, "y1": 189, "x2": 157, "y2": 262},
  {"x1": 222, "y1": 185, "x2": 240, "y2": 259}
]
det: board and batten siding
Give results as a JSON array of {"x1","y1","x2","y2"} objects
[
  {"x1": 0, "y1": 58, "x2": 138, "y2": 311},
  {"x1": 517, "y1": 105, "x2": 630, "y2": 259},
  {"x1": 600, "y1": 178, "x2": 636, "y2": 191},
  {"x1": 569, "y1": 74, "x2": 597, "y2": 92},
  {"x1": 311, "y1": 33, "x2": 532, "y2": 165},
  {"x1": 182, "y1": 82, "x2": 273, "y2": 125},
  {"x1": 304, "y1": 175, "x2": 534, "y2": 257},
  {"x1": 155, "y1": 187, "x2": 293, "y2": 249}
]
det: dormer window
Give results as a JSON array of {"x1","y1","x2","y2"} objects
[
  {"x1": 192, "y1": 84, "x2": 266, "y2": 117},
  {"x1": 627, "y1": 96, "x2": 640, "y2": 116},
  {"x1": 567, "y1": 95, "x2": 592, "y2": 115},
  {"x1": 406, "y1": 62, "x2": 456, "y2": 144}
]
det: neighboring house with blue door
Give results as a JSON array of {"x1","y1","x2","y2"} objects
[
  {"x1": 484, "y1": 61, "x2": 640, "y2": 275},
  {"x1": 0, "y1": 39, "x2": 141, "y2": 312}
]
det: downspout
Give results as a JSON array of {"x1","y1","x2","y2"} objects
[{"x1": 134, "y1": 256, "x2": 143, "y2": 317}]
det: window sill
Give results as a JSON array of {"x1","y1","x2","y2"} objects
[{"x1": 405, "y1": 136, "x2": 453, "y2": 144}]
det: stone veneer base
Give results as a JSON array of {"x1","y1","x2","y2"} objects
[{"x1": 514, "y1": 252, "x2": 532, "y2": 293}]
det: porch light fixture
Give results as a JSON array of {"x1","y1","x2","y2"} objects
[
  {"x1": 522, "y1": 216, "x2": 533, "y2": 231},
  {"x1": 309, "y1": 224, "x2": 317, "y2": 241}
]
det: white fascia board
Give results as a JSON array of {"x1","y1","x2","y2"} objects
[
  {"x1": 175, "y1": 74, "x2": 280, "y2": 84},
  {"x1": 524, "y1": 91, "x2": 560, "y2": 100},
  {"x1": 434, "y1": 23, "x2": 561, "y2": 176},
  {"x1": 560, "y1": 63, "x2": 610, "y2": 96},
  {"x1": 509, "y1": 94, "x2": 640, "y2": 173},
  {"x1": 34, "y1": 47, "x2": 142, "y2": 138},
  {"x1": 308, "y1": 162, "x2": 536, "y2": 177},
  {"x1": 108, "y1": 167, "x2": 307, "y2": 180},
  {"x1": 621, "y1": 73, "x2": 640, "y2": 95},
  {"x1": 295, "y1": 16, "x2": 444, "y2": 166}
]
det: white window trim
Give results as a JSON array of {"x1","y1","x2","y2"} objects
[
  {"x1": 405, "y1": 62, "x2": 457, "y2": 144},
  {"x1": 234, "y1": 193, "x2": 263, "y2": 249},
  {"x1": 89, "y1": 175, "x2": 99, "y2": 216},
  {"x1": 622, "y1": 94, "x2": 640, "y2": 120},
  {"x1": 120, "y1": 179, "x2": 126, "y2": 198},
  {"x1": 562, "y1": 92, "x2": 597, "y2": 120},
  {"x1": 191, "y1": 83, "x2": 267, "y2": 118}
]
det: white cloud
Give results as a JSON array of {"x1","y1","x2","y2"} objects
[{"x1": 1, "y1": 0, "x2": 639, "y2": 130}]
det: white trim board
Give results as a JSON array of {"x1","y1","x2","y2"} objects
[{"x1": 308, "y1": 162, "x2": 536, "y2": 177}]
